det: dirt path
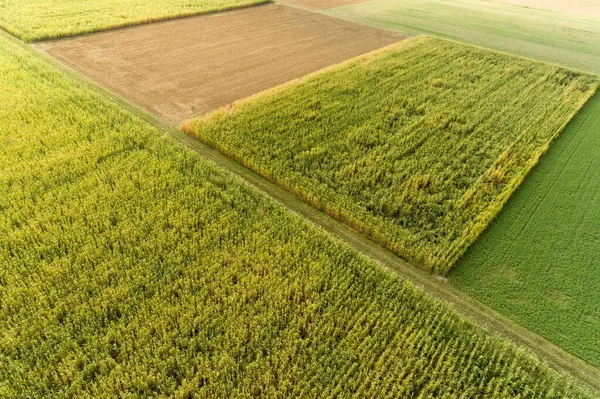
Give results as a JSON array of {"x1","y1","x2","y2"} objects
[
  {"x1": 36, "y1": 4, "x2": 403, "y2": 123},
  {"x1": 278, "y1": 0, "x2": 372, "y2": 10}
]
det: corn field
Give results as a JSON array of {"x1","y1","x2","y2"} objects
[
  {"x1": 187, "y1": 36, "x2": 598, "y2": 273},
  {"x1": 0, "y1": 36, "x2": 593, "y2": 398}
]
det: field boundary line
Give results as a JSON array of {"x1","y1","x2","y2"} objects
[
  {"x1": 4, "y1": 29, "x2": 599, "y2": 394},
  {"x1": 1, "y1": 0, "x2": 273, "y2": 43}
]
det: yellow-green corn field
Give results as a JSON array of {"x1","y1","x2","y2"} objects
[{"x1": 0, "y1": 35, "x2": 593, "y2": 398}]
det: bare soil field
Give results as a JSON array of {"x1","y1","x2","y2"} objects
[
  {"x1": 279, "y1": 0, "x2": 371, "y2": 10},
  {"x1": 36, "y1": 4, "x2": 404, "y2": 122}
]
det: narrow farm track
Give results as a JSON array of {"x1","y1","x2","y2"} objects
[
  {"x1": 6, "y1": 30, "x2": 599, "y2": 394},
  {"x1": 277, "y1": 0, "x2": 370, "y2": 10}
]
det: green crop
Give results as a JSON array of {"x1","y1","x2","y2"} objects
[
  {"x1": 187, "y1": 36, "x2": 598, "y2": 273},
  {"x1": 0, "y1": 0, "x2": 269, "y2": 42},
  {"x1": 0, "y1": 35, "x2": 593, "y2": 398}
]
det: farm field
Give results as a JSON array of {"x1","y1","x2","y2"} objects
[
  {"x1": 0, "y1": 0, "x2": 269, "y2": 42},
  {"x1": 1, "y1": 34, "x2": 594, "y2": 399},
  {"x1": 451, "y1": 92, "x2": 600, "y2": 368},
  {"x1": 186, "y1": 36, "x2": 598, "y2": 273},
  {"x1": 326, "y1": 0, "x2": 600, "y2": 75},
  {"x1": 37, "y1": 4, "x2": 403, "y2": 122}
]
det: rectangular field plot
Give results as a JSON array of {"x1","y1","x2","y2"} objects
[
  {"x1": 37, "y1": 4, "x2": 404, "y2": 123},
  {"x1": 0, "y1": 0, "x2": 268, "y2": 42},
  {"x1": 187, "y1": 36, "x2": 598, "y2": 273}
]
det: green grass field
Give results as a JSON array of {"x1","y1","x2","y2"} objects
[
  {"x1": 0, "y1": 0, "x2": 269, "y2": 41},
  {"x1": 2, "y1": 35, "x2": 593, "y2": 398},
  {"x1": 326, "y1": 0, "x2": 600, "y2": 75},
  {"x1": 186, "y1": 36, "x2": 597, "y2": 273},
  {"x1": 451, "y1": 92, "x2": 600, "y2": 368}
]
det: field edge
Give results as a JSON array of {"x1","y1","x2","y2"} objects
[
  {"x1": 441, "y1": 81, "x2": 599, "y2": 271},
  {"x1": 1, "y1": 0, "x2": 273, "y2": 42}
]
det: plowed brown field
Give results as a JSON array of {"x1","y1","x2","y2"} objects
[{"x1": 37, "y1": 4, "x2": 404, "y2": 122}]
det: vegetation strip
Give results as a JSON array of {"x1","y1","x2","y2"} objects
[
  {"x1": 14, "y1": 31, "x2": 600, "y2": 393},
  {"x1": 186, "y1": 36, "x2": 598, "y2": 273},
  {"x1": 1, "y1": 33, "x2": 595, "y2": 398},
  {"x1": 0, "y1": 0, "x2": 270, "y2": 42}
]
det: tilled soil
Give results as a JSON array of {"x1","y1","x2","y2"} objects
[{"x1": 37, "y1": 4, "x2": 404, "y2": 122}]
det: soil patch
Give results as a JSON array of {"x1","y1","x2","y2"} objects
[{"x1": 37, "y1": 4, "x2": 404, "y2": 122}]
